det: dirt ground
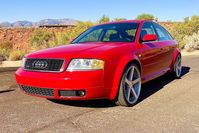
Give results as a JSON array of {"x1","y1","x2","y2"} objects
[{"x1": 0, "y1": 55, "x2": 199, "y2": 133}]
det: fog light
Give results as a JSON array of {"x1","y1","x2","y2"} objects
[
  {"x1": 59, "y1": 90, "x2": 86, "y2": 97},
  {"x1": 77, "y1": 90, "x2": 85, "y2": 96}
]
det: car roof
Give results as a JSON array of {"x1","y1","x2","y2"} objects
[{"x1": 98, "y1": 20, "x2": 153, "y2": 25}]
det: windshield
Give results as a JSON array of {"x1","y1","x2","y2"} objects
[{"x1": 72, "y1": 23, "x2": 139, "y2": 44}]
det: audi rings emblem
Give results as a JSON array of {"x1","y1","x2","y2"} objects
[{"x1": 32, "y1": 60, "x2": 48, "y2": 69}]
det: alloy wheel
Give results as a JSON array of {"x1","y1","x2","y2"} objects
[{"x1": 124, "y1": 66, "x2": 141, "y2": 105}]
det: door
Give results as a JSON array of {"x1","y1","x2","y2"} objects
[
  {"x1": 136, "y1": 22, "x2": 164, "y2": 80},
  {"x1": 152, "y1": 22, "x2": 175, "y2": 69}
]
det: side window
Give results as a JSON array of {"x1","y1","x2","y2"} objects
[
  {"x1": 153, "y1": 23, "x2": 173, "y2": 41},
  {"x1": 140, "y1": 22, "x2": 156, "y2": 40}
]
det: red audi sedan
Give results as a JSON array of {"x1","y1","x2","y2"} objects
[{"x1": 15, "y1": 20, "x2": 182, "y2": 106}]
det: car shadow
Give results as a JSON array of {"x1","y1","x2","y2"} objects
[
  {"x1": 138, "y1": 66, "x2": 190, "y2": 103},
  {"x1": 49, "y1": 66, "x2": 190, "y2": 108},
  {"x1": 48, "y1": 99, "x2": 116, "y2": 108}
]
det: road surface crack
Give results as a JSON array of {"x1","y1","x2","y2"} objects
[{"x1": 30, "y1": 109, "x2": 96, "y2": 133}]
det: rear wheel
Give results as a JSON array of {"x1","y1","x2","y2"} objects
[
  {"x1": 116, "y1": 63, "x2": 141, "y2": 107},
  {"x1": 173, "y1": 54, "x2": 182, "y2": 78}
]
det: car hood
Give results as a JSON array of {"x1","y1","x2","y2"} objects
[{"x1": 26, "y1": 42, "x2": 130, "y2": 59}]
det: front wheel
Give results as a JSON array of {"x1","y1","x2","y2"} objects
[{"x1": 116, "y1": 63, "x2": 141, "y2": 107}]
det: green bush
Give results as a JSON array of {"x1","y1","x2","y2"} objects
[
  {"x1": 0, "y1": 49, "x2": 9, "y2": 61},
  {"x1": 55, "y1": 32, "x2": 70, "y2": 45},
  {"x1": 30, "y1": 29, "x2": 57, "y2": 50},
  {"x1": 9, "y1": 50, "x2": 26, "y2": 61},
  {"x1": 98, "y1": 15, "x2": 110, "y2": 24},
  {"x1": 184, "y1": 31, "x2": 199, "y2": 52},
  {"x1": 136, "y1": 13, "x2": 155, "y2": 20},
  {"x1": 0, "y1": 41, "x2": 12, "y2": 60}
]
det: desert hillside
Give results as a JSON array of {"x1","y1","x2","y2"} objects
[{"x1": 0, "y1": 27, "x2": 70, "y2": 50}]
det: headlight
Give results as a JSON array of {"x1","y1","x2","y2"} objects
[
  {"x1": 67, "y1": 59, "x2": 104, "y2": 71},
  {"x1": 21, "y1": 57, "x2": 26, "y2": 68}
]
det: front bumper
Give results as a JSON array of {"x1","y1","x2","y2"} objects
[{"x1": 15, "y1": 68, "x2": 109, "y2": 100}]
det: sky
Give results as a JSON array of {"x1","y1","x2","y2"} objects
[{"x1": 0, "y1": 0, "x2": 198, "y2": 22}]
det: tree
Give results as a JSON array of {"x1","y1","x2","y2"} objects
[
  {"x1": 98, "y1": 15, "x2": 110, "y2": 24},
  {"x1": 136, "y1": 13, "x2": 154, "y2": 20},
  {"x1": 113, "y1": 18, "x2": 127, "y2": 21}
]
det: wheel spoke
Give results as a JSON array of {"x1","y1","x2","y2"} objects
[
  {"x1": 125, "y1": 78, "x2": 132, "y2": 86},
  {"x1": 127, "y1": 87, "x2": 131, "y2": 101},
  {"x1": 129, "y1": 67, "x2": 135, "y2": 80},
  {"x1": 131, "y1": 87, "x2": 138, "y2": 99},
  {"x1": 132, "y1": 78, "x2": 141, "y2": 85}
]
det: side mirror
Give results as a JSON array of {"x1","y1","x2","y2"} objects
[{"x1": 142, "y1": 34, "x2": 157, "y2": 42}]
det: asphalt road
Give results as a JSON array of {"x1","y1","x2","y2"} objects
[{"x1": 0, "y1": 55, "x2": 199, "y2": 133}]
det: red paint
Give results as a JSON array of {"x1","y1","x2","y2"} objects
[
  {"x1": 142, "y1": 34, "x2": 157, "y2": 42},
  {"x1": 15, "y1": 20, "x2": 181, "y2": 100}
]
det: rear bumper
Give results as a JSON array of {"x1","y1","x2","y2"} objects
[{"x1": 15, "y1": 68, "x2": 109, "y2": 100}]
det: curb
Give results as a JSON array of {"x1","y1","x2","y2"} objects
[{"x1": 0, "y1": 67, "x2": 19, "y2": 72}]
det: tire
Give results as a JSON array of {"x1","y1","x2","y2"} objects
[
  {"x1": 173, "y1": 54, "x2": 182, "y2": 78},
  {"x1": 116, "y1": 63, "x2": 141, "y2": 107}
]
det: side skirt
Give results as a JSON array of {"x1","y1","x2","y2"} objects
[{"x1": 142, "y1": 67, "x2": 170, "y2": 84}]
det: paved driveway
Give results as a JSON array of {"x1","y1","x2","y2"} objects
[{"x1": 0, "y1": 55, "x2": 199, "y2": 133}]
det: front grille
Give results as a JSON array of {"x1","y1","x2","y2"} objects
[
  {"x1": 20, "y1": 85, "x2": 54, "y2": 97},
  {"x1": 24, "y1": 58, "x2": 64, "y2": 72}
]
